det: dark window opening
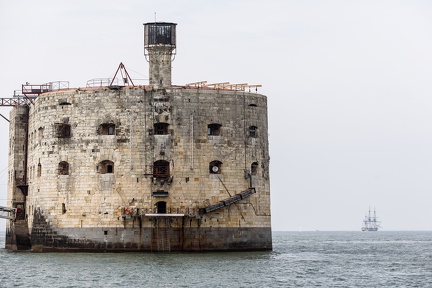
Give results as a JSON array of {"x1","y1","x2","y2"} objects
[
  {"x1": 248, "y1": 104, "x2": 257, "y2": 107},
  {"x1": 152, "y1": 190, "x2": 169, "y2": 197},
  {"x1": 153, "y1": 160, "x2": 170, "y2": 178},
  {"x1": 55, "y1": 123, "x2": 71, "y2": 138},
  {"x1": 62, "y1": 203, "x2": 66, "y2": 214},
  {"x1": 208, "y1": 123, "x2": 222, "y2": 136},
  {"x1": 59, "y1": 102, "x2": 72, "y2": 106},
  {"x1": 156, "y1": 201, "x2": 167, "y2": 214},
  {"x1": 209, "y1": 160, "x2": 222, "y2": 174},
  {"x1": 99, "y1": 123, "x2": 116, "y2": 135},
  {"x1": 99, "y1": 160, "x2": 114, "y2": 174},
  {"x1": 249, "y1": 126, "x2": 257, "y2": 138},
  {"x1": 251, "y1": 162, "x2": 259, "y2": 176},
  {"x1": 38, "y1": 127, "x2": 44, "y2": 141},
  {"x1": 37, "y1": 163, "x2": 41, "y2": 177},
  {"x1": 58, "y1": 161, "x2": 69, "y2": 175},
  {"x1": 154, "y1": 123, "x2": 169, "y2": 135}
]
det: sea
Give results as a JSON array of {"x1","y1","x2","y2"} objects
[{"x1": 1, "y1": 231, "x2": 431, "y2": 287}]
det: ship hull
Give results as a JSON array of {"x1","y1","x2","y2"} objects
[{"x1": 361, "y1": 227, "x2": 378, "y2": 232}]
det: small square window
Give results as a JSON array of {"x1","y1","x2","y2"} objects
[
  {"x1": 99, "y1": 123, "x2": 116, "y2": 135},
  {"x1": 55, "y1": 123, "x2": 71, "y2": 138},
  {"x1": 154, "y1": 123, "x2": 169, "y2": 135},
  {"x1": 208, "y1": 124, "x2": 222, "y2": 136},
  {"x1": 153, "y1": 160, "x2": 170, "y2": 178}
]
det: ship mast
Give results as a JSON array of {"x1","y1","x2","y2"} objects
[{"x1": 362, "y1": 207, "x2": 380, "y2": 231}]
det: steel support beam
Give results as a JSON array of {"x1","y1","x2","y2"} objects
[{"x1": 0, "y1": 206, "x2": 16, "y2": 220}]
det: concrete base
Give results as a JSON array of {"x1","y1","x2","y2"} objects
[
  {"x1": 12, "y1": 208, "x2": 271, "y2": 252},
  {"x1": 29, "y1": 225, "x2": 272, "y2": 252},
  {"x1": 5, "y1": 204, "x2": 272, "y2": 252},
  {"x1": 5, "y1": 220, "x2": 31, "y2": 251}
]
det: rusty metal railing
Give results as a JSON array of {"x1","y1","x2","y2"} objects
[
  {"x1": 0, "y1": 206, "x2": 16, "y2": 220},
  {"x1": 0, "y1": 97, "x2": 32, "y2": 106}
]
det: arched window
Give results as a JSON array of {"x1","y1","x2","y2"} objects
[
  {"x1": 251, "y1": 162, "x2": 259, "y2": 176},
  {"x1": 155, "y1": 201, "x2": 167, "y2": 214},
  {"x1": 38, "y1": 127, "x2": 44, "y2": 141},
  {"x1": 154, "y1": 123, "x2": 169, "y2": 135},
  {"x1": 58, "y1": 161, "x2": 69, "y2": 175},
  {"x1": 153, "y1": 160, "x2": 170, "y2": 178},
  {"x1": 208, "y1": 123, "x2": 222, "y2": 136},
  {"x1": 98, "y1": 160, "x2": 114, "y2": 174},
  {"x1": 249, "y1": 126, "x2": 257, "y2": 138},
  {"x1": 37, "y1": 163, "x2": 42, "y2": 177},
  {"x1": 209, "y1": 160, "x2": 222, "y2": 174},
  {"x1": 99, "y1": 123, "x2": 116, "y2": 135}
]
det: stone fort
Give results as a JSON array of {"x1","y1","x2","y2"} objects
[{"x1": 4, "y1": 22, "x2": 271, "y2": 251}]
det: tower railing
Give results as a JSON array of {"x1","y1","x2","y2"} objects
[
  {"x1": 86, "y1": 78, "x2": 112, "y2": 87},
  {"x1": 86, "y1": 78, "x2": 131, "y2": 87},
  {"x1": 22, "y1": 81, "x2": 69, "y2": 95}
]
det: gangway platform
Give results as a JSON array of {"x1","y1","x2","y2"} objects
[{"x1": 0, "y1": 206, "x2": 16, "y2": 220}]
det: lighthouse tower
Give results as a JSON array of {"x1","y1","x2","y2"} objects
[{"x1": 144, "y1": 22, "x2": 177, "y2": 88}]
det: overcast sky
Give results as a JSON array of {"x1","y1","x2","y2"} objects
[{"x1": 1, "y1": 0, "x2": 432, "y2": 231}]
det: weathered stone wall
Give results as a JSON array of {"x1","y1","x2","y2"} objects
[
  {"x1": 7, "y1": 106, "x2": 28, "y2": 204},
  {"x1": 6, "y1": 106, "x2": 30, "y2": 249},
  {"x1": 148, "y1": 46, "x2": 175, "y2": 88},
  {"x1": 18, "y1": 85, "x2": 271, "y2": 251}
]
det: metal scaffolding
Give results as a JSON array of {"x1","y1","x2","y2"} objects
[{"x1": 0, "y1": 206, "x2": 16, "y2": 220}]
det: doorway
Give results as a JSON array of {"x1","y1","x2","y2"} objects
[{"x1": 156, "y1": 201, "x2": 167, "y2": 214}]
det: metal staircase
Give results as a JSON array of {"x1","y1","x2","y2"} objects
[
  {"x1": 0, "y1": 206, "x2": 16, "y2": 220},
  {"x1": 152, "y1": 217, "x2": 171, "y2": 252},
  {"x1": 199, "y1": 188, "x2": 256, "y2": 214}
]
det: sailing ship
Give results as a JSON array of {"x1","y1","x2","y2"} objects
[{"x1": 361, "y1": 208, "x2": 381, "y2": 231}]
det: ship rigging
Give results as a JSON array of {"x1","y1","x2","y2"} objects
[{"x1": 361, "y1": 208, "x2": 381, "y2": 231}]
